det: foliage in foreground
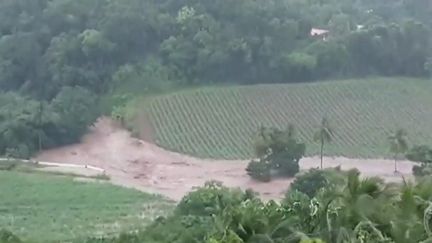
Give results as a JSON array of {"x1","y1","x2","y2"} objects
[
  {"x1": 289, "y1": 167, "x2": 345, "y2": 198},
  {"x1": 0, "y1": 230, "x2": 21, "y2": 243},
  {"x1": 38, "y1": 169, "x2": 432, "y2": 243}
]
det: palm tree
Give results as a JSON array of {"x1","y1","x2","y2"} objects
[
  {"x1": 389, "y1": 180, "x2": 429, "y2": 243},
  {"x1": 388, "y1": 129, "x2": 409, "y2": 173},
  {"x1": 321, "y1": 169, "x2": 397, "y2": 242},
  {"x1": 314, "y1": 117, "x2": 334, "y2": 169}
]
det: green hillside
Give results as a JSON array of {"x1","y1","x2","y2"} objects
[
  {"x1": 0, "y1": 171, "x2": 172, "y2": 242},
  {"x1": 137, "y1": 78, "x2": 432, "y2": 159}
]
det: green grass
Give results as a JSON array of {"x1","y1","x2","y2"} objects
[
  {"x1": 134, "y1": 78, "x2": 432, "y2": 159},
  {"x1": 0, "y1": 160, "x2": 111, "y2": 181},
  {"x1": 0, "y1": 171, "x2": 173, "y2": 242}
]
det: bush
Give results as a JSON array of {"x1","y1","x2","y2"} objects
[
  {"x1": 270, "y1": 149, "x2": 303, "y2": 177},
  {"x1": 406, "y1": 145, "x2": 432, "y2": 163},
  {"x1": 247, "y1": 234, "x2": 275, "y2": 243},
  {"x1": 5, "y1": 145, "x2": 31, "y2": 159},
  {"x1": 246, "y1": 160, "x2": 271, "y2": 182},
  {"x1": 0, "y1": 160, "x2": 19, "y2": 171},
  {"x1": 288, "y1": 167, "x2": 346, "y2": 198},
  {"x1": 176, "y1": 181, "x2": 253, "y2": 216},
  {"x1": 250, "y1": 125, "x2": 306, "y2": 181},
  {"x1": 300, "y1": 239, "x2": 326, "y2": 243},
  {"x1": 290, "y1": 169, "x2": 328, "y2": 197},
  {"x1": 413, "y1": 164, "x2": 432, "y2": 177},
  {"x1": 0, "y1": 230, "x2": 21, "y2": 243},
  {"x1": 82, "y1": 216, "x2": 214, "y2": 243},
  {"x1": 406, "y1": 145, "x2": 432, "y2": 177}
]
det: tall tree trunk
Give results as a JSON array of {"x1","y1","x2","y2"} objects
[
  {"x1": 38, "y1": 101, "x2": 43, "y2": 152},
  {"x1": 394, "y1": 153, "x2": 398, "y2": 172},
  {"x1": 38, "y1": 131, "x2": 42, "y2": 152},
  {"x1": 320, "y1": 138, "x2": 324, "y2": 169}
]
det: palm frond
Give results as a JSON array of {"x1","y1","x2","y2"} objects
[
  {"x1": 287, "y1": 124, "x2": 296, "y2": 138},
  {"x1": 314, "y1": 117, "x2": 334, "y2": 143},
  {"x1": 359, "y1": 177, "x2": 385, "y2": 198},
  {"x1": 388, "y1": 128, "x2": 409, "y2": 154},
  {"x1": 313, "y1": 131, "x2": 322, "y2": 142},
  {"x1": 424, "y1": 202, "x2": 432, "y2": 237},
  {"x1": 353, "y1": 220, "x2": 387, "y2": 241}
]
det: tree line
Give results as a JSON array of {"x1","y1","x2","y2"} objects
[
  {"x1": 1, "y1": 0, "x2": 431, "y2": 93},
  {"x1": 1, "y1": 0, "x2": 432, "y2": 157},
  {"x1": 0, "y1": 87, "x2": 97, "y2": 158}
]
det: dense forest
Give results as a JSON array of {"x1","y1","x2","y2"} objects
[{"x1": 0, "y1": 0, "x2": 432, "y2": 157}]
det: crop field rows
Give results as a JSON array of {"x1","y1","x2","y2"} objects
[
  {"x1": 140, "y1": 78, "x2": 432, "y2": 159},
  {"x1": 0, "y1": 171, "x2": 172, "y2": 242}
]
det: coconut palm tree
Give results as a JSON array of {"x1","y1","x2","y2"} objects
[
  {"x1": 314, "y1": 117, "x2": 334, "y2": 169},
  {"x1": 389, "y1": 180, "x2": 428, "y2": 243},
  {"x1": 321, "y1": 169, "x2": 397, "y2": 242},
  {"x1": 388, "y1": 129, "x2": 409, "y2": 173}
]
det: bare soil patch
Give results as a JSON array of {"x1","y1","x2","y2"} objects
[
  {"x1": 134, "y1": 112, "x2": 154, "y2": 142},
  {"x1": 36, "y1": 117, "x2": 416, "y2": 201}
]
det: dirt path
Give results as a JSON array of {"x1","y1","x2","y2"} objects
[{"x1": 36, "y1": 117, "x2": 416, "y2": 201}]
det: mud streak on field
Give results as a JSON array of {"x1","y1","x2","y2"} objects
[{"x1": 36, "y1": 117, "x2": 416, "y2": 201}]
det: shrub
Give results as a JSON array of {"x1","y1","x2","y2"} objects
[
  {"x1": 290, "y1": 169, "x2": 328, "y2": 197},
  {"x1": 300, "y1": 239, "x2": 325, "y2": 243},
  {"x1": 176, "y1": 181, "x2": 253, "y2": 216},
  {"x1": 270, "y1": 149, "x2": 303, "y2": 177},
  {"x1": 253, "y1": 125, "x2": 299, "y2": 158},
  {"x1": 250, "y1": 125, "x2": 306, "y2": 181},
  {"x1": 281, "y1": 191, "x2": 321, "y2": 233},
  {"x1": 406, "y1": 145, "x2": 432, "y2": 164},
  {"x1": 0, "y1": 160, "x2": 19, "y2": 171},
  {"x1": 412, "y1": 164, "x2": 432, "y2": 177},
  {"x1": 83, "y1": 216, "x2": 214, "y2": 243},
  {"x1": 406, "y1": 145, "x2": 432, "y2": 177},
  {"x1": 0, "y1": 230, "x2": 21, "y2": 243},
  {"x1": 5, "y1": 145, "x2": 31, "y2": 159},
  {"x1": 246, "y1": 160, "x2": 271, "y2": 182},
  {"x1": 246, "y1": 234, "x2": 274, "y2": 243}
]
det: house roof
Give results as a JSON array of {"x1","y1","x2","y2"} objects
[{"x1": 310, "y1": 28, "x2": 329, "y2": 36}]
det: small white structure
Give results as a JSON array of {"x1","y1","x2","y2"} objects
[{"x1": 310, "y1": 28, "x2": 329, "y2": 41}]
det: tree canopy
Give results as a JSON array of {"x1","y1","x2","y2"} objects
[
  {"x1": 0, "y1": 0, "x2": 431, "y2": 96},
  {"x1": 0, "y1": 0, "x2": 431, "y2": 156}
]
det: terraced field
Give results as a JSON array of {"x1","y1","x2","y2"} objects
[{"x1": 137, "y1": 78, "x2": 432, "y2": 159}]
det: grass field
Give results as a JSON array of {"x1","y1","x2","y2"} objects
[
  {"x1": 135, "y1": 78, "x2": 432, "y2": 159},
  {"x1": 0, "y1": 171, "x2": 173, "y2": 242}
]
